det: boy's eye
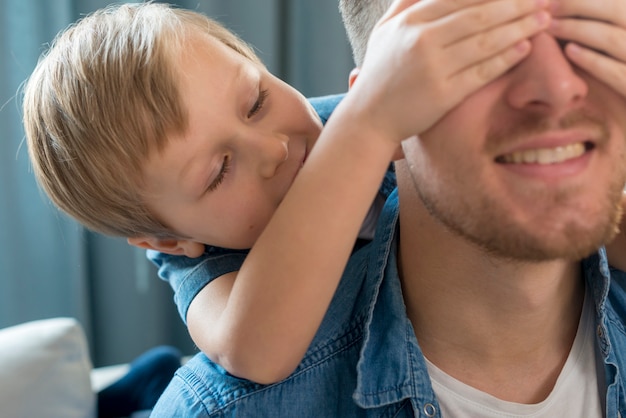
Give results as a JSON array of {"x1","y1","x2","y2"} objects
[
  {"x1": 206, "y1": 155, "x2": 231, "y2": 193},
  {"x1": 247, "y1": 89, "x2": 269, "y2": 118}
]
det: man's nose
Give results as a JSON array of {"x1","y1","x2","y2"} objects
[
  {"x1": 245, "y1": 130, "x2": 289, "y2": 178},
  {"x1": 505, "y1": 33, "x2": 588, "y2": 115}
]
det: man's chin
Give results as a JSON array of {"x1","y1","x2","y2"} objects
[{"x1": 470, "y1": 214, "x2": 622, "y2": 263}]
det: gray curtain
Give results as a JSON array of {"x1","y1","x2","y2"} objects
[{"x1": 0, "y1": 0, "x2": 353, "y2": 366}]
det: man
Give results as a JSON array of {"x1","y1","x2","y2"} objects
[{"x1": 152, "y1": 0, "x2": 626, "y2": 416}]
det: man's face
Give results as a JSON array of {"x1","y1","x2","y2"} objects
[{"x1": 399, "y1": 33, "x2": 626, "y2": 261}]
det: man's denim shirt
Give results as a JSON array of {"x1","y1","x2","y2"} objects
[{"x1": 151, "y1": 185, "x2": 626, "y2": 417}]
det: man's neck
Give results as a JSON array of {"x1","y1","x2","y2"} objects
[{"x1": 398, "y1": 198, "x2": 585, "y2": 404}]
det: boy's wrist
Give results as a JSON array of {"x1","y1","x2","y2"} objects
[{"x1": 328, "y1": 96, "x2": 405, "y2": 154}]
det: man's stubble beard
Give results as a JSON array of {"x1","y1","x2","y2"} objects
[
  {"x1": 414, "y1": 177, "x2": 624, "y2": 262},
  {"x1": 410, "y1": 110, "x2": 626, "y2": 263}
]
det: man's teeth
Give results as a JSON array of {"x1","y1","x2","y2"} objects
[{"x1": 499, "y1": 143, "x2": 586, "y2": 165}]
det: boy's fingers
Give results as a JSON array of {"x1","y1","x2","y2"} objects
[
  {"x1": 564, "y1": 44, "x2": 626, "y2": 97},
  {"x1": 379, "y1": 0, "x2": 498, "y2": 25},
  {"x1": 551, "y1": 0, "x2": 626, "y2": 27},
  {"x1": 408, "y1": 0, "x2": 545, "y2": 23},
  {"x1": 377, "y1": 0, "x2": 421, "y2": 25},
  {"x1": 451, "y1": 40, "x2": 531, "y2": 101},
  {"x1": 547, "y1": 0, "x2": 626, "y2": 98},
  {"x1": 436, "y1": 0, "x2": 549, "y2": 47},
  {"x1": 444, "y1": 10, "x2": 549, "y2": 75},
  {"x1": 551, "y1": 18, "x2": 626, "y2": 63}
]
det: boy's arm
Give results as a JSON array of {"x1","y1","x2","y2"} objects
[
  {"x1": 185, "y1": 0, "x2": 549, "y2": 384},
  {"x1": 187, "y1": 101, "x2": 398, "y2": 383}
]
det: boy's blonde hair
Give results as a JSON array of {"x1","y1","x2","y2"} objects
[{"x1": 23, "y1": 2, "x2": 261, "y2": 238}]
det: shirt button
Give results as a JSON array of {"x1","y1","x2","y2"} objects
[{"x1": 423, "y1": 403, "x2": 437, "y2": 417}]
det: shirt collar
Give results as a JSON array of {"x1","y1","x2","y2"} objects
[
  {"x1": 582, "y1": 247, "x2": 611, "y2": 318},
  {"x1": 353, "y1": 189, "x2": 438, "y2": 409}
]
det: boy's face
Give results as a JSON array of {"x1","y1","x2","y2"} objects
[
  {"x1": 398, "y1": 32, "x2": 626, "y2": 261},
  {"x1": 139, "y1": 35, "x2": 322, "y2": 251}
]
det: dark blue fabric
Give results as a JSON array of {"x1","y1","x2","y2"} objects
[{"x1": 97, "y1": 346, "x2": 182, "y2": 417}]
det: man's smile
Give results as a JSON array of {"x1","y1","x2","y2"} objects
[{"x1": 496, "y1": 142, "x2": 591, "y2": 165}]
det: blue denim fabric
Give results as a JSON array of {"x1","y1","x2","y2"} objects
[
  {"x1": 148, "y1": 246, "x2": 249, "y2": 323},
  {"x1": 585, "y1": 255, "x2": 626, "y2": 416},
  {"x1": 147, "y1": 94, "x2": 396, "y2": 324},
  {"x1": 152, "y1": 189, "x2": 626, "y2": 417},
  {"x1": 152, "y1": 189, "x2": 422, "y2": 417},
  {"x1": 149, "y1": 93, "x2": 626, "y2": 416}
]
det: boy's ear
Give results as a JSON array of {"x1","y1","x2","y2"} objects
[
  {"x1": 348, "y1": 67, "x2": 360, "y2": 89},
  {"x1": 127, "y1": 236, "x2": 205, "y2": 258}
]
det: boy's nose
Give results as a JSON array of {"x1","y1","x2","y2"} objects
[
  {"x1": 505, "y1": 32, "x2": 588, "y2": 115},
  {"x1": 247, "y1": 131, "x2": 289, "y2": 178}
]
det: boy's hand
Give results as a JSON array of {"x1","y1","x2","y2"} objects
[
  {"x1": 349, "y1": 0, "x2": 551, "y2": 143},
  {"x1": 548, "y1": 0, "x2": 626, "y2": 97}
]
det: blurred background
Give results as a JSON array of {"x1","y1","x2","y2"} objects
[{"x1": 0, "y1": 0, "x2": 354, "y2": 367}]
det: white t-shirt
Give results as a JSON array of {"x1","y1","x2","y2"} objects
[
  {"x1": 426, "y1": 290, "x2": 604, "y2": 417},
  {"x1": 358, "y1": 192, "x2": 386, "y2": 240}
]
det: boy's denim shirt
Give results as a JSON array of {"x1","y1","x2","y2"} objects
[{"x1": 151, "y1": 186, "x2": 626, "y2": 417}]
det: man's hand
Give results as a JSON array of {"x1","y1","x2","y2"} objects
[{"x1": 549, "y1": 0, "x2": 626, "y2": 96}]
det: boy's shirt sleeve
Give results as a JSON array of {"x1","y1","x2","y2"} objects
[{"x1": 147, "y1": 246, "x2": 248, "y2": 324}]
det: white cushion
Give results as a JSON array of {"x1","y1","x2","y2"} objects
[
  {"x1": 0, "y1": 317, "x2": 95, "y2": 418},
  {"x1": 91, "y1": 362, "x2": 130, "y2": 392}
]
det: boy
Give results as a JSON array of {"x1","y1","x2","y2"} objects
[{"x1": 24, "y1": 0, "x2": 552, "y2": 385}]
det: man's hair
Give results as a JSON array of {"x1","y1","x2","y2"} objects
[
  {"x1": 339, "y1": 0, "x2": 393, "y2": 67},
  {"x1": 23, "y1": 2, "x2": 260, "y2": 238}
]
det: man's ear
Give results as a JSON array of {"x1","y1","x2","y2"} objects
[
  {"x1": 127, "y1": 236, "x2": 205, "y2": 258},
  {"x1": 348, "y1": 67, "x2": 360, "y2": 89}
]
